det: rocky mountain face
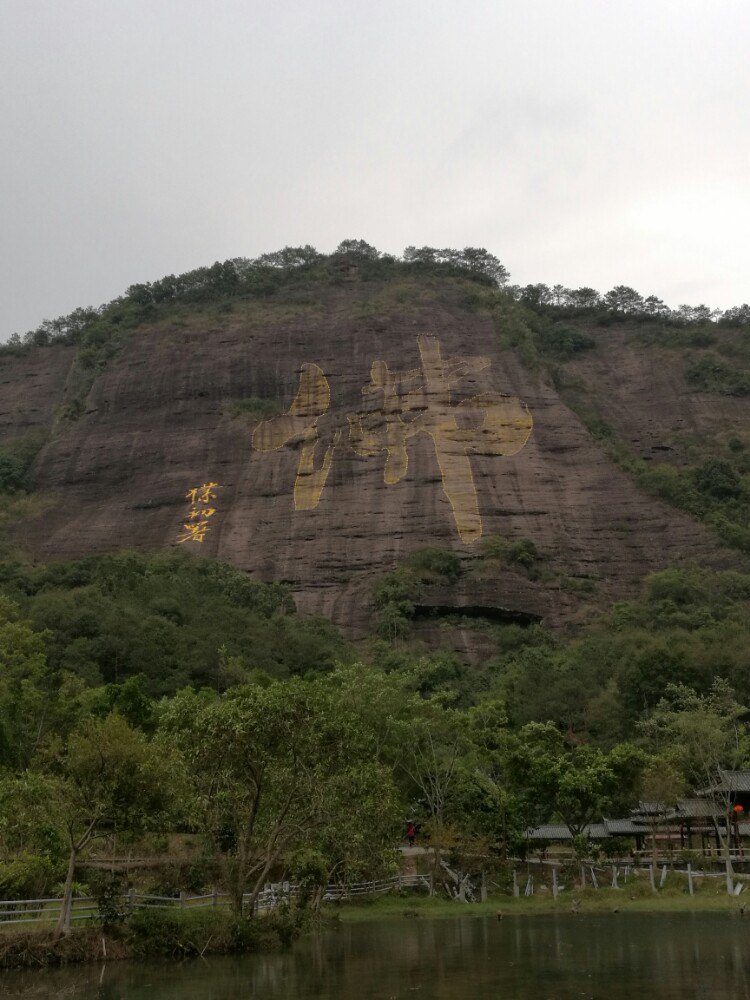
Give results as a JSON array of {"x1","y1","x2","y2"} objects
[{"x1": 1, "y1": 277, "x2": 745, "y2": 642}]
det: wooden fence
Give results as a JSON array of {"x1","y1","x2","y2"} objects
[
  {"x1": 511, "y1": 859, "x2": 744, "y2": 899},
  {"x1": 3, "y1": 860, "x2": 744, "y2": 926},
  {"x1": 0, "y1": 873, "x2": 433, "y2": 927}
]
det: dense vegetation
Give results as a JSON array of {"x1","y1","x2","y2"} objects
[
  {"x1": 1, "y1": 548, "x2": 749, "y2": 935},
  {"x1": 0, "y1": 551, "x2": 349, "y2": 699},
  {"x1": 5, "y1": 239, "x2": 749, "y2": 359}
]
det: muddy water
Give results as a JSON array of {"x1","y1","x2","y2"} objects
[{"x1": 3, "y1": 912, "x2": 750, "y2": 999}]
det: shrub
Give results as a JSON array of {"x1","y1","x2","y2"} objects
[
  {"x1": 404, "y1": 548, "x2": 463, "y2": 584},
  {"x1": 600, "y1": 837, "x2": 630, "y2": 859},
  {"x1": 506, "y1": 539, "x2": 542, "y2": 569},
  {"x1": 0, "y1": 854, "x2": 58, "y2": 899},
  {"x1": 228, "y1": 397, "x2": 282, "y2": 421},
  {"x1": 479, "y1": 536, "x2": 544, "y2": 576},
  {"x1": 685, "y1": 353, "x2": 750, "y2": 396},
  {"x1": 371, "y1": 548, "x2": 462, "y2": 638},
  {"x1": 126, "y1": 907, "x2": 285, "y2": 957},
  {"x1": 0, "y1": 435, "x2": 44, "y2": 493},
  {"x1": 537, "y1": 324, "x2": 596, "y2": 359},
  {"x1": 88, "y1": 871, "x2": 129, "y2": 929},
  {"x1": 693, "y1": 459, "x2": 743, "y2": 500},
  {"x1": 127, "y1": 908, "x2": 235, "y2": 957}
]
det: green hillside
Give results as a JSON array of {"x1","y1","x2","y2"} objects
[{"x1": 1, "y1": 243, "x2": 749, "y2": 921}]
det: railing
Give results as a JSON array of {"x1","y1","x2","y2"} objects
[
  {"x1": 510, "y1": 859, "x2": 745, "y2": 898},
  {"x1": 0, "y1": 873, "x2": 432, "y2": 926}
]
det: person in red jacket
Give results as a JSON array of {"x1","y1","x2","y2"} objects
[{"x1": 406, "y1": 821, "x2": 416, "y2": 846}]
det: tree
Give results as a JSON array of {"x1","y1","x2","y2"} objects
[
  {"x1": 49, "y1": 713, "x2": 178, "y2": 935},
  {"x1": 0, "y1": 771, "x2": 65, "y2": 861},
  {"x1": 640, "y1": 758, "x2": 685, "y2": 864},
  {"x1": 604, "y1": 286, "x2": 644, "y2": 314},
  {"x1": 499, "y1": 725, "x2": 644, "y2": 840},
  {"x1": 399, "y1": 704, "x2": 466, "y2": 830},
  {"x1": 450, "y1": 700, "x2": 530, "y2": 856},
  {"x1": 0, "y1": 600, "x2": 55, "y2": 769},
  {"x1": 567, "y1": 287, "x2": 601, "y2": 310},
  {"x1": 551, "y1": 284, "x2": 566, "y2": 307},
  {"x1": 253, "y1": 245, "x2": 321, "y2": 269},
  {"x1": 675, "y1": 304, "x2": 716, "y2": 324},
  {"x1": 160, "y1": 677, "x2": 397, "y2": 917},
  {"x1": 457, "y1": 247, "x2": 509, "y2": 285},
  {"x1": 335, "y1": 239, "x2": 379, "y2": 260},
  {"x1": 720, "y1": 304, "x2": 750, "y2": 326},
  {"x1": 640, "y1": 680, "x2": 748, "y2": 872},
  {"x1": 552, "y1": 746, "x2": 617, "y2": 836},
  {"x1": 519, "y1": 284, "x2": 552, "y2": 308},
  {"x1": 643, "y1": 295, "x2": 669, "y2": 317},
  {"x1": 403, "y1": 246, "x2": 441, "y2": 266}
]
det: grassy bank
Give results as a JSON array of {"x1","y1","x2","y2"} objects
[
  {"x1": 0, "y1": 907, "x2": 301, "y2": 971},
  {"x1": 330, "y1": 886, "x2": 748, "y2": 923},
  {"x1": 4, "y1": 886, "x2": 745, "y2": 970}
]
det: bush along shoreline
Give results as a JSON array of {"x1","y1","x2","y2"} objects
[
  {"x1": 5, "y1": 884, "x2": 749, "y2": 971},
  {"x1": 0, "y1": 904, "x2": 308, "y2": 971}
]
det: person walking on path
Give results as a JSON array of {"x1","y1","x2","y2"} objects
[{"x1": 407, "y1": 821, "x2": 416, "y2": 846}]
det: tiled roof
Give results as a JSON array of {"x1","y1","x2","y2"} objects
[
  {"x1": 526, "y1": 824, "x2": 573, "y2": 840},
  {"x1": 697, "y1": 770, "x2": 750, "y2": 795},
  {"x1": 603, "y1": 818, "x2": 648, "y2": 835},
  {"x1": 526, "y1": 819, "x2": 647, "y2": 841},
  {"x1": 631, "y1": 801, "x2": 669, "y2": 816},
  {"x1": 718, "y1": 770, "x2": 750, "y2": 793},
  {"x1": 669, "y1": 798, "x2": 719, "y2": 820},
  {"x1": 586, "y1": 824, "x2": 607, "y2": 839}
]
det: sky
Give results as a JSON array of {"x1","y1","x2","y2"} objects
[{"x1": 1, "y1": 0, "x2": 748, "y2": 338}]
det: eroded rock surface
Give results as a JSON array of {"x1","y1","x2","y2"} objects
[{"x1": 1, "y1": 284, "x2": 730, "y2": 636}]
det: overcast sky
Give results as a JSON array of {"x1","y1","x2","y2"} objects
[{"x1": 1, "y1": 0, "x2": 748, "y2": 337}]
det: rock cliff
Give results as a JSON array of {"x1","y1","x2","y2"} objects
[{"x1": 1, "y1": 276, "x2": 743, "y2": 639}]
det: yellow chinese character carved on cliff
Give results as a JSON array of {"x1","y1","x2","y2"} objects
[
  {"x1": 177, "y1": 520, "x2": 211, "y2": 544},
  {"x1": 178, "y1": 482, "x2": 222, "y2": 543},
  {"x1": 252, "y1": 337, "x2": 533, "y2": 543},
  {"x1": 252, "y1": 363, "x2": 343, "y2": 511},
  {"x1": 186, "y1": 482, "x2": 219, "y2": 505},
  {"x1": 348, "y1": 336, "x2": 532, "y2": 543}
]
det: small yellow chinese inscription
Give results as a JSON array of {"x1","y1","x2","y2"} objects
[{"x1": 178, "y1": 481, "x2": 221, "y2": 543}]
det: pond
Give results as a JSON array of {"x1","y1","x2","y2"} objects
[{"x1": 3, "y1": 912, "x2": 750, "y2": 999}]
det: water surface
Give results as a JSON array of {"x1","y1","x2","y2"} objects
[{"x1": 4, "y1": 912, "x2": 750, "y2": 999}]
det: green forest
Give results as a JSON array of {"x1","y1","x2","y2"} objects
[{"x1": 2, "y1": 549, "x2": 750, "y2": 924}]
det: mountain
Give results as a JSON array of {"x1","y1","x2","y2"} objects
[{"x1": 1, "y1": 247, "x2": 748, "y2": 653}]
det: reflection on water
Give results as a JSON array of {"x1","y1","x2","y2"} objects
[{"x1": 3, "y1": 912, "x2": 750, "y2": 999}]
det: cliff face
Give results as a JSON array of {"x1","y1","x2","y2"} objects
[{"x1": 1, "y1": 280, "x2": 742, "y2": 638}]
